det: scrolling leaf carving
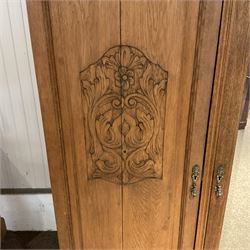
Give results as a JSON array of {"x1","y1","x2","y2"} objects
[{"x1": 80, "y1": 46, "x2": 168, "y2": 184}]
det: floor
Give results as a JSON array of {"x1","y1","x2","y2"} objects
[
  {"x1": 220, "y1": 117, "x2": 250, "y2": 250},
  {"x1": 1, "y1": 231, "x2": 58, "y2": 249}
]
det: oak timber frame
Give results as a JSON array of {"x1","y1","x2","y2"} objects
[{"x1": 27, "y1": 0, "x2": 249, "y2": 249}]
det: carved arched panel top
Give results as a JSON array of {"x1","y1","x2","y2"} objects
[{"x1": 80, "y1": 45, "x2": 168, "y2": 184}]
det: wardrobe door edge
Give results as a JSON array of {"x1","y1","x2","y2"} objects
[
  {"x1": 27, "y1": 1, "x2": 75, "y2": 248},
  {"x1": 195, "y1": 1, "x2": 250, "y2": 249},
  {"x1": 178, "y1": 1, "x2": 222, "y2": 248}
]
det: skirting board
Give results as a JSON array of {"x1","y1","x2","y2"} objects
[{"x1": 0, "y1": 194, "x2": 56, "y2": 231}]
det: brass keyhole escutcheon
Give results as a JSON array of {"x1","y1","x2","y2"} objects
[
  {"x1": 191, "y1": 164, "x2": 200, "y2": 198},
  {"x1": 215, "y1": 165, "x2": 225, "y2": 198}
]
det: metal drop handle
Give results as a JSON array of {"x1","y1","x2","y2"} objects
[
  {"x1": 191, "y1": 165, "x2": 200, "y2": 197},
  {"x1": 215, "y1": 165, "x2": 225, "y2": 197}
]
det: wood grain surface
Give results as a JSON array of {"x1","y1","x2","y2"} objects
[
  {"x1": 80, "y1": 45, "x2": 168, "y2": 185},
  {"x1": 26, "y1": 0, "x2": 237, "y2": 249},
  {"x1": 28, "y1": 1, "x2": 121, "y2": 249},
  {"x1": 121, "y1": 1, "x2": 200, "y2": 249},
  {"x1": 195, "y1": 1, "x2": 250, "y2": 249},
  {"x1": 48, "y1": 1, "x2": 122, "y2": 249},
  {"x1": 27, "y1": 2, "x2": 74, "y2": 248},
  {"x1": 178, "y1": 1, "x2": 222, "y2": 249}
]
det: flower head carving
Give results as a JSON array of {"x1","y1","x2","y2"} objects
[
  {"x1": 115, "y1": 66, "x2": 134, "y2": 90},
  {"x1": 101, "y1": 46, "x2": 147, "y2": 92}
]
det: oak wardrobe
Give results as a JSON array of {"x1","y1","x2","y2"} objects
[{"x1": 27, "y1": 0, "x2": 249, "y2": 249}]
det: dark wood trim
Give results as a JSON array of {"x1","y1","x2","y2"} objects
[
  {"x1": 195, "y1": 1, "x2": 250, "y2": 249},
  {"x1": 1, "y1": 189, "x2": 52, "y2": 195},
  {"x1": 239, "y1": 73, "x2": 250, "y2": 130}
]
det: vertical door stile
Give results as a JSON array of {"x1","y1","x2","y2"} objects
[
  {"x1": 33, "y1": 1, "x2": 122, "y2": 249},
  {"x1": 178, "y1": 1, "x2": 223, "y2": 249},
  {"x1": 120, "y1": 1, "x2": 200, "y2": 249}
]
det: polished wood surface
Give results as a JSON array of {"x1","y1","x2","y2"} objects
[
  {"x1": 195, "y1": 1, "x2": 250, "y2": 249},
  {"x1": 80, "y1": 45, "x2": 168, "y2": 185},
  {"x1": 27, "y1": 2, "x2": 73, "y2": 248},
  {"x1": 121, "y1": 1, "x2": 198, "y2": 248},
  {"x1": 26, "y1": 0, "x2": 247, "y2": 249},
  {"x1": 48, "y1": 1, "x2": 122, "y2": 249},
  {"x1": 178, "y1": 1, "x2": 222, "y2": 248},
  {"x1": 28, "y1": 1, "x2": 121, "y2": 249}
]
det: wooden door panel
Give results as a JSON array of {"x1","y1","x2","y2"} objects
[
  {"x1": 27, "y1": 1, "x2": 224, "y2": 249},
  {"x1": 79, "y1": 44, "x2": 168, "y2": 185},
  {"x1": 48, "y1": 1, "x2": 122, "y2": 249},
  {"x1": 121, "y1": 1, "x2": 199, "y2": 249}
]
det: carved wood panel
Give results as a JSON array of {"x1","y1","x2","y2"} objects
[{"x1": 80, "y1": 46, "x2": 168, "y2": 184}]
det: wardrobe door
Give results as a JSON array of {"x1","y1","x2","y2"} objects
[
  {"x1": 121, "y1": 1, "x2": 222, "y2": 249},
  {"x1": 27, "y1": 1, "x2": 222, "y2": 249}
]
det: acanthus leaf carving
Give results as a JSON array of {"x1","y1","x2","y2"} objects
[{"x1": 80, "y1": 45, "x2": 168, "y2": 184}]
